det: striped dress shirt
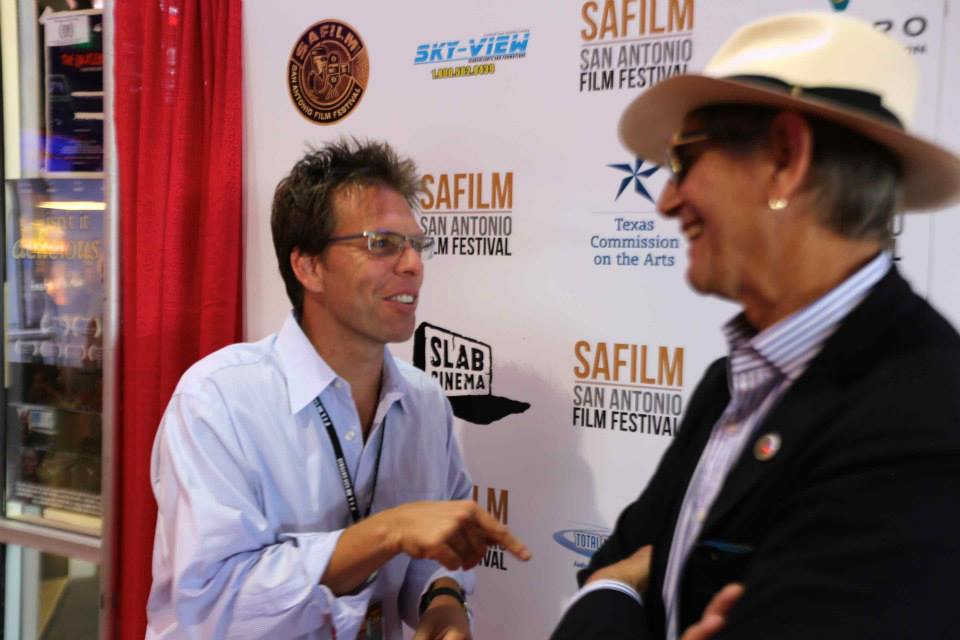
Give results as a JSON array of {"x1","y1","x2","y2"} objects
[{"x1": 662, "y1": 251, "x2": 891, "y2": 640}]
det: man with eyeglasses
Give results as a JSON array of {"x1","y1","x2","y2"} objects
[{"x1": 147, "y1": 139, "x2": 530, "y2": 640}]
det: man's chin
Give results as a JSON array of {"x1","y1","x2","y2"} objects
[{"x1": 383, "y1": 319, "x2": 417, "y2": 344}]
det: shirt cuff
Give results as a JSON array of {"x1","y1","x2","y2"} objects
[
  {"x1": 560, "y1": 579, "x2": 643, "y2": 619},
  {"x1": 278, "y1": 529, "x2": 377, "y2": 640}
]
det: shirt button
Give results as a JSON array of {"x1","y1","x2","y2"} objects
[
  {"x1": 334, "y1": 380, "x2": 343, "y2": 389},
  {"x1": 345, "y1": 431, "x2": 356, "y2": 441},
  {"x1": 696, "y1": 509, "x2": 707, "y2": 523}
]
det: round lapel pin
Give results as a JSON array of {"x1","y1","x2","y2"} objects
[{"x1": 754, "y1": 433, "x2": 781, "y2": 461}]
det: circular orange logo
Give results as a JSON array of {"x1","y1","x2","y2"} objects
[{"x1": 288, "y1": 20, "x2": 369, "y2": 125}]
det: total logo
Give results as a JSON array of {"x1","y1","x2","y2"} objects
[
  {"x1": 553, "y1": 526, "x2": 610, "y2": 568},
  {"x1": 828, "y1": 0, "x2": 850, "y2": 11}
]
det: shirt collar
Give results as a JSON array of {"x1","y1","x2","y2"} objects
[
  {"x1": 275, "y1": 312, "x2": 410, "y2": 415},
  {"x1": 723, "y1": 251, "x2": 892, "y2": 381}
]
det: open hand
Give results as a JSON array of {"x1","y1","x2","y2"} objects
[{"x1": 680, "y1": 583, "x2": 744, "y2": 640}]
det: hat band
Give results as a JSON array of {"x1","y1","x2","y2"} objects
[{"x1": 727, "y1": 74, "x2": 903, "y2": 129}]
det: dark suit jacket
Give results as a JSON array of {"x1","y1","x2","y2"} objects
[{"x1": 553, "y1": 267, "x2": 960, "y2": 639}]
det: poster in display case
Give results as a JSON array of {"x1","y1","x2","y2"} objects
[
  {"x1": 41, "y1": 8, "x2": 104, "y2": 175},
  {"x1": 4, "y1": 177, "x2": 104, "y2": 535}
]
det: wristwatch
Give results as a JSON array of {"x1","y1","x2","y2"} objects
[{"x1": 418, "y1": 583, "x2": 467, "y2": 617}]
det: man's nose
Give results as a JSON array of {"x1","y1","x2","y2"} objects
[
  {"x1": 395, "y1": 243, "x2": 424, "y2": 276},
  {"x1": 656, "y1": 177, "x2": 682, "y2": 218}
]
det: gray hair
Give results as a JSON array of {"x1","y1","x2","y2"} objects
[{"x1": 690, "y1": 104, "x2": 902, "y2": 248}]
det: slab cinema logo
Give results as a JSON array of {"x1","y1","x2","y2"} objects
[
  {"x1": 579, "y1": 0, "x2": 695, "y2": 92},
  {"x1": 414, "y1": 29, "x2": 529, "y2": 80},
  {"x1": 572, "y1": 340, "x2": 685, "y2": 436},
  {"x1": 287, "y1": 20, "x2": 369, "y2": 124},
  {"x1": 418, "y1": 171, "x2": 515, "y2": 257},
  {"x1": 413, "y1": 323, "x2": 529, "y2": 425},
  {"x1": 587, "y1": 158, "x2": 679, "y2": 269},
  {"x1": 472, "y1": 485, "x2": 512, "y2": 570},
  {"x1": 553, "y1": 526, "x2": 611, "y2": 569}
]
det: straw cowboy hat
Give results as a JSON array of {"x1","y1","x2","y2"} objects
[{"x1": 618, "y1": 12, "x2": 960, "y2": 211}]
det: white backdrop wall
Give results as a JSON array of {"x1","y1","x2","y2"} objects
[{"x1": 242, "y1": 2, "x2": 960, "y2": 638}]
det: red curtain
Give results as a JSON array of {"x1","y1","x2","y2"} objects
[{"x1": 113, "y1": 0, "x2": 243, "y2": 636}]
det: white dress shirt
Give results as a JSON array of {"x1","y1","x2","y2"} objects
[{"x1": 147, "y1": 313, "x2": 474, "y2": 639}]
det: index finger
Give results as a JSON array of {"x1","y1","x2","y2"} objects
[{"x1": 470, "y1": 507, "x2": 532, "y2": 561}]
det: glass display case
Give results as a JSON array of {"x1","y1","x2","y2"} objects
[
  {"x1": 5, "y1": 177, "x2": 103, "y2": 536},
  {"x1": 1, "y1": 2, "x2": 108, "y2": 638}
]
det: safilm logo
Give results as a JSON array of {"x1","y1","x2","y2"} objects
[
  {"x1": 579, "y1": 0, "x2": 695, "y2": 92},
  {"x1": 553, "y1": 526, "x2": 610, "y2": 569},
  {"x1": 572, "y1": 341, "x2": 685, "y2": 436},
  {"x1": 288, "y1": 20, "x2": 369, "y2": 124},
  {"x1": 419, "y1": 171, "x2": 514, "y2": 257},
  {"x1": 472, "y1": 485, "x2": 511, "y2": 570},
  {"x1": 413, "y1": 323, "x2": 530, "y2": 425},
  {"x1": 414, "y1": 29, "x2": 529, "y2": 80}
]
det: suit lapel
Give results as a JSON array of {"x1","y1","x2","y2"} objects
[
  {"x1": 702, "y1": 266, "x2": 916, "y2": 531},
  {"x1": 702, "y1": 370, "x2": 843, "y2": 529}
]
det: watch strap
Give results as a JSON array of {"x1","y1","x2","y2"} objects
[{"x1": 418, "y1": 585, "x2": 466, "y2": 617}]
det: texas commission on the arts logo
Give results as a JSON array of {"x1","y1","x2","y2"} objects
[
  {"x1": 583, "y1": 157, "x2": 682, "y2": 270},
  {"x1": 413, "y1": 322, "x2": 530, "y2": 425},
  {"x1": 414, "y1": 29, "x2": 529, "y2": 80},
  {"x1": 572, "y1": 340, "x2": 685, "y2": 437},
  {"x1": 418, "y1": 171, "x2": 515, "y2": 257},
  {"x1": 579, "y1": 0, "x2": 695, "y2": 92},
  {"x1": 287, "y1": 20, "x2": 369, "y2": 124}
]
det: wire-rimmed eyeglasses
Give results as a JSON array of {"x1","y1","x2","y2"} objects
[{"x1": 325, "y1": 230, "x2": 436, "y2": 260}]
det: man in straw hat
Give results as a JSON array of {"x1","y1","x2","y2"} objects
[{"x1": 553, "y1": 12, "x2": 960, "y2": 640}]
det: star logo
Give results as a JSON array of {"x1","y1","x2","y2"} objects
[{"x1": 608, "y1": 158, "x2": 660, "y2": 203}]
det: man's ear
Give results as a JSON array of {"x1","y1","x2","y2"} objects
[
  {"x1": 767, "y1": 111, "x2": 814, "y2": 202},
  {"x1": 290, "y1": 247, "x2": 324, "y2": 295}
]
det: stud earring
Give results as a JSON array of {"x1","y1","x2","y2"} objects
[{"x1": 768, "y1": 197, "x2": 788, "y2": 211}]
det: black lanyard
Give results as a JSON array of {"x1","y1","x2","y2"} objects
[{"x1": 313, "y1": 396, "x2": 387, "y2": 523}]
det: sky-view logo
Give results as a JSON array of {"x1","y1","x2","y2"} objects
[
  {"x1": 608, "y1": 158, "x2": 660, "y2": 202},
  {"x1": 414, "y1": 30, "x2": 529, "y2": 65}
]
